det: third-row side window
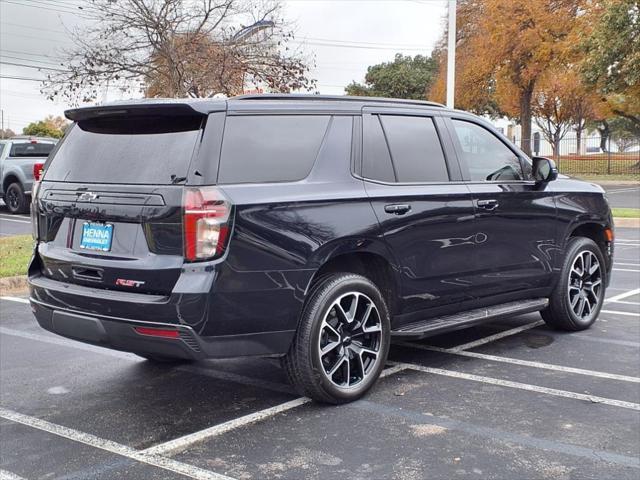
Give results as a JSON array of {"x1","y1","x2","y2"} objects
[{"x1": 363, "y1": 114, "x2": 449, "y2": 183}]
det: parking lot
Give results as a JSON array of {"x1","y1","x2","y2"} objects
[{"x1": 0, "y1": 227, "x2": 638, "y2": 479}]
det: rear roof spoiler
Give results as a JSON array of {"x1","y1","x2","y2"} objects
[{"x1": 65, "y1": 99, "x2": 226, "y2": 122}]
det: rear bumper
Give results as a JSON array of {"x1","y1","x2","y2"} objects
[{"x1": 28, "y1": 276, "x2": 295, "y2": 359}]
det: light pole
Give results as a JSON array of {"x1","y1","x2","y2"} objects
[{"x1": 446, "y1": 0, "x2": 456, "y2": 109}]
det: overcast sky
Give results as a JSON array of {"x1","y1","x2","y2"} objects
[{"x1": 0, "y1": 0, "x2": 448, "y2": 133}]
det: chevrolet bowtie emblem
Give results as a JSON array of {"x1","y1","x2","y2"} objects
[{"x1": 78, "y1": 192, "x2": 98, "y2": 202}]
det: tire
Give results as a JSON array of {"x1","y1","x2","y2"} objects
[
  {"x1": 283, "y1": 273, "x2": 391, "y2": 404},
  {"x1": 137, "y1": 354, "x2": 193, "y2": 364},
  {"x1": 541, "y1": 237, "x2": 606, "y2": 331},
  {"x1": 4, "y1": 182, "x2": 29, "y2": 214}
]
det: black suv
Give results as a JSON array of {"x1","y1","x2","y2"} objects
[{"x1": 29, "y1": 95, "x2": 613, "y2": 404}]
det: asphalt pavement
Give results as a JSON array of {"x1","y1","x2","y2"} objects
[
  {"x1": 602, "y1": 184, "x2": 640, "y2": 209},
  {"x1": 1, "y1": 228, "x2": 639, "y2": 479}
]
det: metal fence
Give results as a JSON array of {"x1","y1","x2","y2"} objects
[{"x1": 511, "y1": 135, "x2": 640, "y2": 176}]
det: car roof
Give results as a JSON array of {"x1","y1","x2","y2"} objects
[{"x1": 65, "y1": 94, "x2": 448, "y2": 120}]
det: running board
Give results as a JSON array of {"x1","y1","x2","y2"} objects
[{"x1": 391, "y1": 298, "x2": 549, "y2": 339}]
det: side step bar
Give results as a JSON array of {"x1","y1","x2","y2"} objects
[{"x1": 391, "y1": 298, "x2": 549, "y2": 339}]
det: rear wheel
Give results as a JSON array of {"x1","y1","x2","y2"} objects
[
  {"x1": 4, "y1": 182, "x2": 28, "y2": 214},
  {"x1": 283, "y1": 273, "x2": 390, "y2": 404},
  {"x1": 542, "y1": 237, "x2": 606, "y2": 331}
]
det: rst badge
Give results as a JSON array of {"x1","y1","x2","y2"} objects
[{"x1": 115, "y1": 278, "x2": 146, "y2": 288}]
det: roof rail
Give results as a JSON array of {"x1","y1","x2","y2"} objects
[{"x1": 233, "y1": 93, "x2": 445, "y2": 108}]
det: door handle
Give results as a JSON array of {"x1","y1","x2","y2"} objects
[
  {"x1": 477, "y1": 199, "x2": 499, "y2": 211},
  {"x1": 384, "y1": 204, "x2": 411, "y2": 215}
]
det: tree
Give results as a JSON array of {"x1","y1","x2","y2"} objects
[
  {"x1": 22, "y1": 116, "x2": 69, "y2": 139},
  {"x1": 609, "y1": 117, "x2": 640, "y2": 152},
  {"x1": 345, "y1": 54, "x2": 438, "y2": 100},
  {"x1": 0, "y1": 128, "x2": 16, "y2": 139},
  {"x1": 42, "y1": 0, "x2": 314, "y2": 102},
  {"x1": 532, "y1": 74, "x2": 576, "y2": 159},
  {"x1": 582, "y1": 0, "x2": 640, "y2": 129},
  {"x1": 429, "y1": 0, "x2": 586, "y2": 155}
]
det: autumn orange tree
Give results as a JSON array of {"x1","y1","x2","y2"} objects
[{"x1": 429, "y1": 0, "x2": 586, "y2": 155}]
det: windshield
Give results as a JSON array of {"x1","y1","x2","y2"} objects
[{"x1": 44, "y1": 115, "x2": 202, "y2": 185}]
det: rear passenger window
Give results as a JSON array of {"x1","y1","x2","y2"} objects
[
  {"x1": 363, "y1": 114, "x2": 449, "y2": 183},
  {"x1": 218, "y1": 115, "x2": 331, "y2": 184}
]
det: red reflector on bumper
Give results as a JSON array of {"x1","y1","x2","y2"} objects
[{"x1": 134, "y1": 327, "x2": 180, "y2": 338}]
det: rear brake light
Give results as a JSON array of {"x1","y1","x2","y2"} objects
[
  {"x1": 183, "y1": 186, "x2": 232, "y2": 261},
  {"x1": 33, "y1": 162, "x2": 44, "y2": 181},
  {"x1": 134, "y1": 327, "x2": 180, "y2": 338}
]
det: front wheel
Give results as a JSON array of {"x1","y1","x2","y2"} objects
[
  {"x1": 542, "y1": 237, "x2": 606, "y2": 331},
  {"x1": 283, "y1": 273, "x2": 391, "y2": 404}
]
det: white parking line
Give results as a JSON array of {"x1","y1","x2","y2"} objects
[
  {"x1": 396, "y1": 341, "x2": 640, "y2": 383},
  {"x1": 0, "y1": 408, "x2": 234, "y2": 480},
  {"x1": 143, "y1": 398, "x2": 311, "y2": 456},
  {"x1": 0, "y1": 218, "x2": 30, "y2": 224},
  {"x1": 605, "y1": 288, "x2": 640, "y2": 303},
  {"x1": 607, "y1": 187, "x2": 640, "y2": 193},
  {"x1": 615, "y1": 262, "x2": 640, "y2": 267},
  {"x1": 447, "y1": 320, "x2": 545, "y2": 352},
  {"x1": 143, "y1": 364, "x2": 408, "y2": 456},
  {"x1": 389, "y1": 362, "x2": 640, "y2": 411},
  {"x1": 0, "y1": 297, "x2": 29, "y2": 304},
  {"x1": 601, "y1": 309, "x2": 639, "y2": 317},
  {"x1": 0, "y1": 470, "x2": 27, "y2": 480},
  {"x1": 610, "y1": 300, "x2": 640, "y2": 306},
  {"x1": 613, "y1": 268, "x2": 640, "y2": 273}
]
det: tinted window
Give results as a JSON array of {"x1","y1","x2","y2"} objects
[
  {"x1": 45, "y1": 115, "x2": 202, "y2": 184},
  {"x1": 218, "y1": 115, "x2": 331, "y2": 184},
  {"x1": 380, "y1": 115, "x2": 448, "y2": 182},
  {"x1": 451, "y1": 120, "x2": 523, "y2": 181},
  {"x1": 10, "y1": 142, "x2": 55, "y2": 157},
  {"x1": 363, "y1": 115, "x2": 395, "y2": 182}
]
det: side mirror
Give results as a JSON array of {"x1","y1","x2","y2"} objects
[{"x1": 532, "y1": 157, "x2": 558, "y2": 184}]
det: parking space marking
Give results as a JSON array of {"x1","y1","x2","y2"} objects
[
  {"x1": 570, "y1": 334, "x2": 640, "y2": 348},
  {"x1": 605, "y1": 288, "x2": 640, "y2": 303},
  {"x1": 610, "y1": 300, "x2": 640, "y2": 306},
  {"x1": 0, "y1": 470, "x2": 27, "y2": 480},
  {"x1": 143, "y1": 364, "x2": 409, "y2": 456},
  {"x1": 613, "y1": 268, "x2": 640, "y2": 273},
  {"x1": 0, "y1": 218, "x2": 30, "y2": 224},
  {"x1": 0, "y1": 408, "x2": 235, "y2": 480},
  {"x1": 0, "y1": 297, "x2": 29, "y2": 304},
  {"x1": 354, "y1": 400, "x2": 640, "y2": 469},
  {"x1": 447, "y1": 320, "x2": 545, "y2": 352},
  {"x1": 142, "y1": 398, "x2": 312, "y2": 456},
  {"x1": 601, "y1": 309, "x2": 639, "y2": 317},
  {"x1": 395, "y1": 341, "x2": 640, "y2": 383},
  {"x1": 615, "y1": 262, "x2": 640, "y2": 267},
  {"x1": 389, "y1": 362, "x2": 640, "y2": 411}
]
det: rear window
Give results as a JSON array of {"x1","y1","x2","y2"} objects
[
  {"x1": 218, "y1": 115, "x2": 331, "y2": 184},
  {"x1": 44, "y1": 115, "x2": 202, "y2": 184},
  {"x1": 9, "y1": 142, "x2": 55, "y2": 157}
]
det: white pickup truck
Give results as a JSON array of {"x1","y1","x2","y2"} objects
[{"x1": 0, "y1": 136, "x2": 57, "y2": 214}]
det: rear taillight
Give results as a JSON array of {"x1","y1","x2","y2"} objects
[
  {"x1": 183, "y1": 186, "x2": 232, "y2": 261},
  {"x1": 33, "y1": 162, "x2": 44, "y2": 181}
]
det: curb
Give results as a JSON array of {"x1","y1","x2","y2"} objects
[
  {"x1": 0, "y1": 275, "x2": 28, "y2": 295},
  {"x1": 614, "y1": 217, "x2": 640, "y2": 229}
]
